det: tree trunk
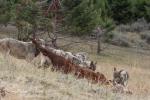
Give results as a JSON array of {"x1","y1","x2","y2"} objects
[
  {"x1": 97, "y1": 35, "x2": 101, "y2": 54},
  {"x1": 17, "y1": 27, "x2": 23, "y2": 40},
  {"x1": 32, "y1": 24, "x2": 37, "y2": 39},
  {"x1": 96, "y1": 27, "x2": 102, "y2": 54},
  {"x1": 51, "y1": 13, "x2": 58, "y2": 48},
  {"x1": 17, "y1": 29, "x2": 21, "y2": 40}
]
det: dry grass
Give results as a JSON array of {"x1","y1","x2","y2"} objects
[
  {"x1": 0, "y1": 27, "x2": 150, "y2": 99},
  {"x1": 59, "y1": 37, "x2": 150, "y2": 97},
  {"x1": 0, "y1": 40, "x2": 150, "y2": 100},
  {"x1": 0, "y1": 53, "x2": 117, "y2": 100}
]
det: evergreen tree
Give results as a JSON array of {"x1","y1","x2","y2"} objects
[
  {"x1": 62, "y1": 0, "x2": 113, "y2": 35},
  {"x1": 108, "y1": 0, "x2": 132, "y2": 24},
  {"x1": 130, "y1": 0, "x2": 150, "y2": 22}
]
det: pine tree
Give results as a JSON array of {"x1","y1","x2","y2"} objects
[
  {"x1": 108, "y1": 0, "x2": 132, "y2": 24},
  {"x1": 62, "y1": 0, "x2": 113, "y2": 35}
]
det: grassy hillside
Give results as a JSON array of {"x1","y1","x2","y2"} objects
[
  {"x1": 0, "y1": 53, "x2": 123, "y2": 100},
  {"x1": 0, "y1": 43, "x2": 150, "y2": 100},
  {"x1": 0, "y1": 26, "x2": 150, "y2": 100},
  {"x1": 59, "y1": 38, "x2": 150, "y2": 96}
]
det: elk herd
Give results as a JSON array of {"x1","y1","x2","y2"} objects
[{"x1": 0, "y1": 38, "x2": 131, "y2": 94}]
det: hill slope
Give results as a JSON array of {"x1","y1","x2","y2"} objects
[
  {"x1": 0, "y1": 44, "x2": 150, "y2": 100},
  {"x1": 0, "y1": 26, "x2": 150, "y2": 99}
]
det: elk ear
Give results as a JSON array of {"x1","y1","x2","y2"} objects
[
  {"x1": 114, "y1": 67, "x2": 116, "y2": 71},
  {"x1": 95, "y1": 61, "x2": 97, "y2": 65},
  {"x1": 90, "y1": 61, "x2": 93, "y2": 65}
]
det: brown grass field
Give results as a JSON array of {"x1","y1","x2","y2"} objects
[
  {"x1": 0, "y1": 27, "x2": 150, "y2": 100},
  {"x1": 0, "y1": 40, "x2": 150, "y2": 100}
]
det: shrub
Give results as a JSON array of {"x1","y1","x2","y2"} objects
[
  {"x1": 117, "y1": 18, "x2": 150, "y2": 33},
  {"x1": 141, "y1": 32, "x2": 150, "y2": 44},
  {"x1": 130, "y1": 18, "x2": 149, "y2": 32},
  {"x1": 105, "y1": 32, "x2": 131, "y2": 47},
  {"x1": 112, "y1": 34, "x2": 130, "y2": 47},
  {"x1": 103, "y1": 32, "x2": 114, "y2": 42}
]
